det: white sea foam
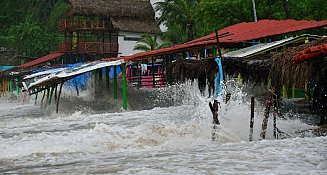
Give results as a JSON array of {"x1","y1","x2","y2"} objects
[{"x1": 0, "y1": 81, "x2": 325, "y2": 174}]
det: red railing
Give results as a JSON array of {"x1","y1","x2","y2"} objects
[
  {"x1": 58, "y1": 42, "x2": 119, "y2": 54},
  {"x1": 58, "y1": 19, "x2": 113, "y2": 31}
]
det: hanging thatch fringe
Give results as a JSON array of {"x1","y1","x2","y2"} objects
[
  {"x1": 168, "y1": 59, "x2": 217, "y2": 93},
  {"x1": 224, "y1": 53, "x2": 272, "y2": 84},
  {"x1": 269, "y1": 38, "x2": 327, "y2": 114},
  {"x1": 269, "y1": 38, "x2": 327, "y2": 90}
]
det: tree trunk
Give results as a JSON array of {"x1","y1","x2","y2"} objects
[{"x1": 282, "y1": 0, "x2": 290, "y2": 19}]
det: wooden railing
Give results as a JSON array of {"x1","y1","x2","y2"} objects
[
  {"x1": 58, "y1": 42, "x2": 119, "y2": 54},
  {"x1": 58, "y1": 19, "x2": 113, "y2": 31}
]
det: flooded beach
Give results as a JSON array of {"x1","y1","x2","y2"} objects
[{"x1": 0, "y1": 83, "x2": 326, "y2": 174}]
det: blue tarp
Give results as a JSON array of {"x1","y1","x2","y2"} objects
[{"x1": 0, "y1": 66, "x2": 15, "y2": 71}]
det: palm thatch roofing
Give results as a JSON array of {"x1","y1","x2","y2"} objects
[
  {"x1": 269, "y1": 38, "x2": 327, "y2": 90},
  {"x1": 269, "y1": 38, "x2": 327, "y2": 114},
  {"x1": 68, "y1": 0, "x2": 160, "y2": 33}
]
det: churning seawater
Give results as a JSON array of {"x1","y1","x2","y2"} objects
[{"x1": 0, "y1": 82, "x2": 326, "y2": 174}]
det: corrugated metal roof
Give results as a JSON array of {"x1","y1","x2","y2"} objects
[
  {"x1": 17, "y1": 52, "x2": 65, "y2": 69},
  {"x1": 223, "y1": 34, "x2": 323, "y2": 58}
]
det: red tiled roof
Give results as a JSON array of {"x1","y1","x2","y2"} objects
[
  {"x1": 293, "y1": 43, "x2": 327, "y2": 64},
  {"x1": 105, "y1": 19, "x2": 327, "y2": 62},
  {"x1": 190, "y1": 19, "x2": 327, "y2": 43},
  {"x1": 17, "y1": 52, "x2": 65, "y2": 69}
]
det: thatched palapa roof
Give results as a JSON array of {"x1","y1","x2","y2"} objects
[
  {"x1": 68, "y1": 0, "x2": 160, "y2": 33},
  {"x1": 269, "y1": 38, "x2": 327, "y2": 90}
]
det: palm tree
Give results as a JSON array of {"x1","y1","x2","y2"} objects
[
  {"x1": 133, "y1": 34, "x2": 170, "y2": 52},
  {"x1": 155, "y1": 0, "x2": 198, "y2": 41}
]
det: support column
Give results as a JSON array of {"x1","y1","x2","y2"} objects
[
  {"x1": 105, "y1": 67, "x2": 110, "y2": 91},
  {"x1": 41, "y1": 88, "x2": 46, "y2": 108},
  {"x1": 113, "y1": 65, "x2": 117, "y2": 99},
  {"x1": 152, "y1": 57, "x2": 155, "y2": 88},
  {"x1": 249, "y1": 96, "x2": 255, "y2": 141},
  {"x1": 212, "y1": 48, "x2": 217, "y2": 58},
  {"x1": 48, "y1": 86, "x2": 55, "y2": 105},
  {"x1": 9, "y1": 79, "x2": 13, "y2": 93},
  {"x1": 122, "y1": 63, "x2": 127, "y2": 110},
  {"x1": 56, "y1": 83, "x2": 64, "y2": 113},
  {"x1": 34, "y1": 93, "x2": 38, "y2": 105},
  {"x1": 15, "y1": 78, "x2": 19, "y2": 94}
]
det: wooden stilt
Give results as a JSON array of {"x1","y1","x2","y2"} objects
[
  {"x1": 45, "y1": 88, "x2": 50, "y2": 108},
  {"x1": 40, "y1": 88, "x2": 46, "y2": 108},
  {"x1": 74, "y1": 81, "x2": 79, "y2": 96},
  {"x1": 249, "y1": 96, "x2": 255, "y2": 141},
  {"x1": 209, "y1": 100, "x2": 220, "y2": 141},
  {"x1": 260, "y1": 92, "x2": 273, "y2": 140},
  {"x1": 56, "y1": 83, "x2": 64, "y2": 113},
  {"x1": 54, "y1": 84, "x2": 58, "y2": 101},
  {"x1": 34, "y1": 93, "x2": 38, "y2": 105},
  {"x1": 273, "y1": 94, "x2": 278, "y2": 139},
  {"x1": 48, "y1": 86, "x2": 55, "y2": 105}
]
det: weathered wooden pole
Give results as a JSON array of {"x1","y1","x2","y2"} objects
[
  {"x1": 34, "y1": 92, "x2": 38, "y2": 105},
  {"x1": 40, "y1": 88, "x2": 46, "y2": 108},
  {"x1": 45, "y1": 88, "x2": 50, "y2": 107},
  {"x1": 249, "y1": 96, "x2": 255, "y2": 141},
  {"x1": 74, "y1": 81, "x2": 79, "y2": 96},
  {"x1": 54, "y1": 84, "x2": 58, "y2": 102},
  {"x1": 152, "y1": 57, "x2": 155, "y2": 88},
  {"x1": 273, "y1": 94, "x2": 278, "y2": 139},
  {"x1": 273, "y1": 111, "x2": 277, "y2": 139},
  {"x1": 121, "y1": 63, "x2": 127, "y2": 110},
  {"x1": 98, "y1": 68, "x2": 103, "y2": 81},
  {"x1": 56, "y1": 83, "x2": 64, "y2": 113},
  {"x1": 48, "y1": 86, "x2": 55, "y2": 105},
  {"x1": 113, "y1": 65, "x2": 117, "y2": 99},
  {"x1": 260, "y1": 93, "x2": 272, "y2": 139}
]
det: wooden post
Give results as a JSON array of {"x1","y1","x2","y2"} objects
[
  {"x1": 152, "y1": 57, "x2": 155, "y2": 88},
  {"x1": 56, "y1": 83, "x2": 64, "y2": 113},
  {"x1": 249, "y1": 96, "x2": 255, "y2": 141},
  {"x1": 45, "y1": 88, "x2": 50, "y2": 107},
  {"x1": 40, "y1": 88, "x2": 46, "y2": 108},
  {"x1": 98, "y1": 68, "x2": 103, "y2": 81},
  {"x1": 273, "y1": 112, "x2": 277, "y2": 139},
  {"x1": 260, "y1": 92, "x2": 273, "y2": 139},
  {"x1": 34, "y1": 92, "x2": 38, "y2": 105},
  {"x1": 54, "y1": 84, "x2": 58, "y2": 102},
  {"x1": 282, "y1": 85, "x2": 287, "y2": 98},
  {"x1": 74, "y1": 81, "x2": 79, "y2": 96},
  {"x1": 273, "y1": 94, "x2": 278, "y2": 139},
  {"x1": 209, "y1": 100, "x2": 220, "y2": 141},
  {"x1": 113, "y1": 65, "x2": 117, "y2": 99},
  {"x1": 48, "y1": 86, "x2": 55, "y2": 105},
  {"x1": 122, "y1": 63, "x2": 127, "y2": 110}
]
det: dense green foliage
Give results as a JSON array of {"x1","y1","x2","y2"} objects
[
  {"x1": 133, "y1": 34, "x2": 171, "y2": 52},
  {"x1": 156, "y1": 0, "x2": 327, "y2": 43},
  {"x1": 0, "y1": 0, "x2": 70, "y2": 57},
  {"x1": 0, "y1": 0, "x2": 326, "y2": 57}
]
